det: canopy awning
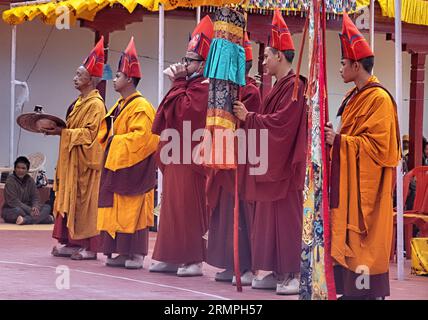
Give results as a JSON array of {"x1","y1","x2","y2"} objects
[
  {"x1": 1, "y1": 0, "x2": 362, "y2": 26},
  {"x1": 2, "y1": 0, "x2": 428, "y2": 26},
  {"x1": 1, "y1": 0, "x2": 244, "y2": 25}
]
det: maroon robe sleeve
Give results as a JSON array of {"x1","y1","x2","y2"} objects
[
  {"x1": 152, "y1": 77, "x2": 208, "y2": 135},
  {"x1": 244, "y1": 76, "x2": 307, "y2": 188},
  {"x1": 152, "y1": 76, "x2": 209, "y2": 176},
  {"x1": 330, "y1": 134, "x2": 342, "y2": 209},
  {"x1": 241, "y1": 81, "x2": 261, "y2": 113}
]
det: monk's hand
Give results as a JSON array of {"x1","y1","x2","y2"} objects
[
  {"x1": 325, "y1": 122, "x2": 336, "y2": 146},
  {"x1": 41, "y1": 126, "x2": 62, "y2": 136},
  {"x1": 171, "y1": 63, "x2": 187, "y2": 80},
  {"x1": 31, "y1": 207, "x2": 40, "y2": 217},
  {"x1": 233, "y1": 101, "x2": 249, "y2": 121}
]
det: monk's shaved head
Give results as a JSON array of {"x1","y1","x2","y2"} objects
[{"x1": 74, "y1": 66, "x2": 92, "y2": 91}]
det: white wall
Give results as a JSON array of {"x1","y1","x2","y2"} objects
[
  {"x1": 0, "y1": 6, "x2": 427, "y2": 177},
  {"x1": 0, "y1": 8, "x2": 197, "y2": 177}
]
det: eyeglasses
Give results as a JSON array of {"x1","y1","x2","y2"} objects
[{"x1": 181, "y1": 57, "x2": 203, "y2": 65}]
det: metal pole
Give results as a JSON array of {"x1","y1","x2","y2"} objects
[
  {"x1": 394, "y1": 0, "x2": 404, "y2": 281},
  {"x1": 196, "y1": 7, "x2": 201, "y2": 24},
  {"x1": 10, "y1": 25, "x2": 17, "y2": 166},
  {"x1": 158, "y1": 4, "x2": 165, "y2": 104},
  {"x1": 157, "y1": 4, "x2": 165, "y2": 215}
]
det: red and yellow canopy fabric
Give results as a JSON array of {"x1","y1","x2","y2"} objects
[
  {"x1": 2, "y1": 0, "x2": 428, "y2": 26},
  {"x1": 1, "y1": 0, "x2": 246, "y2": 25}
]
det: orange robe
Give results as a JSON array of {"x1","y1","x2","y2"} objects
[
  {"x1": 53, "y1": 89, "x2": 105, "y2": 241},
  {"x1": 97, "y1": 91, "x2": 159, "y2": 240},
  {"x1": 330, "y1": 76, "x2": 400, "y2": 297}
]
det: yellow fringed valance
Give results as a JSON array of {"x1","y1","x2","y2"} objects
[
  {"x1": 3, "y1": 0, "x2": 428, "y2": 26},
  {"x1": 1, "y1": 0, "x2": 244, "y2": 25},
  {"x1": 161, "y1": 0, "x2": 247, "y2": 11},
  {"x1": 4, "y1": 0, "x2": 103, "y2": 25},
  {"x1": 357, "y1": 0, "x2": 428, "y2": 26}
]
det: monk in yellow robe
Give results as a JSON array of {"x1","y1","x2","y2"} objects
[
  {"x1": 97, "y1": 37, "x2": 159, "y2": 269},
  {"x1": 44, "y1": 38, "x2": 106, "y2": 260},
  {"x1": 325, "y1": 13, "x2": 400, "y2": 300}
]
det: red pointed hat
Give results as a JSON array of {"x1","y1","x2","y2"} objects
[
  {"x1": 187, "y1": 15, "x2": 214, "y2": 60},
  {"x1": 82, "y1": 36, "x2": 105, "y2": 78},
  {"x1": 271, "y1": 9, "x2": 295, "y2": 52},
  {"x1": 118, "y1": 37, "x2": 142, "y2": 79},
  {"x1": 244, "y1": 32, "x2": 253, "y2": 61},
  {"x1": 339, "y1": 12, "x2": 374, "y2": 60}
]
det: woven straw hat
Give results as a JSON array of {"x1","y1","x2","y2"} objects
[{"x1": 16, "y1": 106, "x2": 65, "y2": 133}]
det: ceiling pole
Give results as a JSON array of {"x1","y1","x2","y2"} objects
[
  {"x1": 10, "y1": 24, "x2": 17, "y2": 166},
  {"x1": 394, "y1": 0, "x2": 405, "y2": 282}
]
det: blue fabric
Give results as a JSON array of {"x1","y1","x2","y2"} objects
[
  {"x1": 102, "y1": 63, "x2": 113, "y2": 80},
  {"x1": 204, "y1": 38, "x2": 246, "y2": 87}
]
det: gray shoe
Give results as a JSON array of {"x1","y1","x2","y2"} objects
[
  {"x1": 276, "y1": 277, "x2": 300, "y2": 295},
  {"x1": 215, "y1": 269, "x2": 234, "y2": 282},
  {"x1": 125, "y1": 255, "x2": 144, "y2": 270},
  {"x1": 51, "y1": 245, "x2": 80, "y2": 258},
  {"x1": 70, "y1": 248, "x2": 97, "y2": 261},
  {"x1": 177, "y1": 263, "x2": 203, "y2": 277},
  {"x1": 106, "y1": 255, "x2": 128, "y2": 267},
  {"x1": 149, "y1": 261, "x2": 179, "y2": 273},
  {"x1": 251, "y1": 273, "x2": 279, "y2": 290},
  {"x1": 232, "y1": 271, "x2": 255, "y2": 286}
]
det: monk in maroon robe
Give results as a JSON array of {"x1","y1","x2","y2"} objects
[
  {"x1": 233, "y1": 10, "x2": 307, "y2": 295},
  {"x1": 149, "y1": 16, "x2": 214, "y2": 277},
  {"x1": 206, "y1": 37, "x2": 262, "y2": 286}
]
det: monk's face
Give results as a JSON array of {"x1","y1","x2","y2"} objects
[
  {"x1": 183, "y1": 52, "x2": 205, "y2": 76},
  {"x1": 340, "y1": 59, "x2": 359, "y2": 83},
  {"x1": 403, "y1": 139, "x2": 409, "y2": 152},
  {"x1": 113, "y1": 72, "x2": 131, "y2": 92},
  {"x1": 14, "y1": 162, "x2": 28, "y2": 179},
  {"x1": 263, "y1": 47, "x2": 280, "y2": 76},
  {"x1": 73, "y1": 66, "x2": 91, "y2": 90}
]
